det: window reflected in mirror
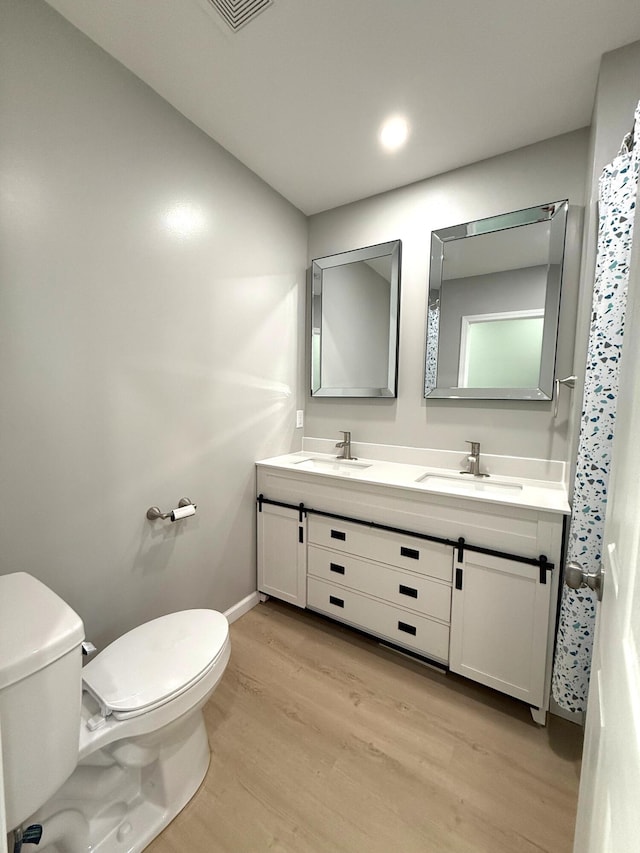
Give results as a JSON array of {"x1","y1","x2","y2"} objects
[{"x1": 459, "y1": 311, "x2": 544, "y2": 388}]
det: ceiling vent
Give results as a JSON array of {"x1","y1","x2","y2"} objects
[{"x1": 206, "y1": 0, "x2": 273, "y2": 32}]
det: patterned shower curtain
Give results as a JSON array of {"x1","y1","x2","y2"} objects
[{"x1": 552, "y1": 102, "x2": 640, "y2": 714}]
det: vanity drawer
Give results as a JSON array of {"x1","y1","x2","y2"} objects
[
  {"x1": 308, "y1": 545, "x2": 451, "y2": 623},
  {"x1": 307, "y1": 577, "x2": 450, "y2": 663},
  {"x1": 307, "y1": 516, "x2": 453, "y2": 582}
]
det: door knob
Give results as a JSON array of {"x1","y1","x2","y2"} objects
[{"x1": 564, "y1": 560, "x2": 603, "y2": 601}]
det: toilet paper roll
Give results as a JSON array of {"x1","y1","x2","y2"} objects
[{"x1": 170, "y1": 504, "x2": 196, "y2": 522}]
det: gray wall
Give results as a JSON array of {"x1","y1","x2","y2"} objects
[
  {"x1": 0, "y1": 0, "x2": 307, "y2": 647},
  {"x1": 307, "y1": 131, "x2": 588, "y2": 461}
]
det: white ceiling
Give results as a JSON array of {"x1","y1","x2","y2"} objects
[{"x1": 45, "y1": 0, "x2": 640, "y2": 215}]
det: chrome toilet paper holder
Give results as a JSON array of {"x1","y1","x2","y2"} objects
[{"x1": 146, "y1": 497, "x2": 197, "y2": 522}]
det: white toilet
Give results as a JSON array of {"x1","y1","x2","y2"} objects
[{"x1": 0, "y1": 572, "x2": 230, "y2": 853}]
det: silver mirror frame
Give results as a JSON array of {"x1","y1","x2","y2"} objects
[
  {"x1": 424, "y1": 201, "x2": 568, "y2": 401},
  {"x1": 311, "y1": 240, "x2": 401, "y2": 398}
]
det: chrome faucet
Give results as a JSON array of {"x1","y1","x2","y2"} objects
[
  {"x1": 335, "y1": 431, "x2": 356, "y2": 460},
  {"x1": 460, "y1": 441, "x2": 488, "y2": 477}
]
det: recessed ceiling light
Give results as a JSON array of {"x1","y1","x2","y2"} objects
[{"x1": 379, "y1": 116, "x2": 409, "y2": 152}]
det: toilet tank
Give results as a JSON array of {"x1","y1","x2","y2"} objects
[{"x1": 0, "y1": 572, "x2": 84, "y2": 830}]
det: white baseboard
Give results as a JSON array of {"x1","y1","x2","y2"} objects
[{"x1": 223, "y1": 591, "x2": 260, "y2": 624}]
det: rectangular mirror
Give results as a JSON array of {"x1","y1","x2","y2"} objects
[
  {"x1": 424, "y1": 201, "x2": 568, "y2": 400},
  {"x1": 311, "y1": 240, "x2": 401, "y2": 397}
]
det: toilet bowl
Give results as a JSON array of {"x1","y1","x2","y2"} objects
[{"x1": 0, "y1": 573, "x2": 230, "y2": 853}]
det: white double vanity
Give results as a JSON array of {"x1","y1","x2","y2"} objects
[
  {"x1": 261, "y1": 201, "x2": 574, "y2": 724},
  {"x1": 256, "y1": 443, "x2": 570, "y2": 725}
]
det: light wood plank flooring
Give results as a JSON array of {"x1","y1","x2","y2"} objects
[{"x1": 147, "y1": 600, "x2": 582, "y2": 853}]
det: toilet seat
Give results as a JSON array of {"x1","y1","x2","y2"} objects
[{"x1": 82, "y1": 609, "x2": 229, "y2": 721}]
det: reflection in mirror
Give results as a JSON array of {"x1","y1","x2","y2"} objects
[
  {"x1": 311, "y1": 240, "x2": 401, "y2": 397},
  {"x1": 424, "y1": 201, "x2": 568, "y2": 400}
]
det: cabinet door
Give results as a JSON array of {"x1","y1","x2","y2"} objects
[
  {"x1": 449, "y1": 551, "x2": 551, "y2": 708},
  {"x1": 257, "y1": 503, "x2": 306, "y2": 607}
]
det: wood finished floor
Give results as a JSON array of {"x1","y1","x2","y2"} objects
[{"x1": 147, "y1": 600, "x2": 583, "y2": 853}]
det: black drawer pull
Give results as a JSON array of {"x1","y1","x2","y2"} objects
[
  {"x1": 398, "y1": 621, "x2": 417, "y2": 636},
  {"x1": 400, "y1": 546, "x2": 420, "y2": 560},
  {"x1": 398, "y1": 584, "x2": 418, "y2": 598},
  {"x1": 329, "y1": 595, "x2": 344, "y2": 608},
  {"x1": 330, "y1": 562, "x2": 345, "y2": 575},
  {"x1": 331, "y1": 529, "x2": 346, "y2": 541}
]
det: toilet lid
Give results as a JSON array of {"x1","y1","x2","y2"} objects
[{"x1": 82, "y1": 609, "x2": 229, "y2": 715}]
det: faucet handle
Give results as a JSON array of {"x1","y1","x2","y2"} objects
[
  {"x1": 466, "y1": 440, "x2": 480, "y2": 455},
  {"x1": 335, "y1": 430, "x2": 355, "y2": 459}
]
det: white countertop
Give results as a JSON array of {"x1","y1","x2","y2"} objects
[{"x1": 256, "y1": 451, "x2": 571, "y2": 515}]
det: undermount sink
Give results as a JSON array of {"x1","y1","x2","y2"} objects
[
  {"x1": 292, "y1": 457, "x2": 373, "y2": 473},
  {"x1": 415, "y1": 473, "x2": 523, "y2": 494}
]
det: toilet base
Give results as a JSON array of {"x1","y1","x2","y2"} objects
[{"x1": 25, "y1": 709, "x2": 210, "y2": 853}]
